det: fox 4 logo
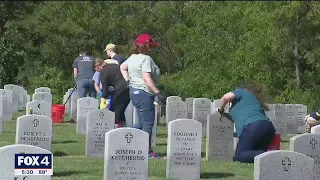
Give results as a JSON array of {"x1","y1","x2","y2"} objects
[{"x1": 15, "y1": 154, "x2": 52, "y2": 168}]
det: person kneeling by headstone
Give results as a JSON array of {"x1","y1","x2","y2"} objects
[{"x1": 218, "y1": 82, "x2": 276, "y2": 164}]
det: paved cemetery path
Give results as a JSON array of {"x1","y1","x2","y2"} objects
[{"x1": 0, "y1": 112, "x2": 292, "y2": 180}]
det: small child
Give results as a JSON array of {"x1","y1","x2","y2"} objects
[{"x1": 305, "y1": 112, "x2": 320, "y2": 133}]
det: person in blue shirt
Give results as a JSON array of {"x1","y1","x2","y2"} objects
[{"x1": 218, "y1": 83, "x2": 275, "y2": 163}]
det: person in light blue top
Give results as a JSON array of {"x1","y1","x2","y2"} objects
[{"x1": 218, "y1": 82, "x2": 275, "y2": 163}]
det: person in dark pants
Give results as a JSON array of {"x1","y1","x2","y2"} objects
[
  {"x1": 120, "y1": 33, "x2": 165, "y2": 158},
  {"x1": 218, "y1": 83, "x2": 275, "y2": 163},
  {"x1": 95, "y1": 58, "x2": 130, "y2": 128},
  {"x1": 72, "y1": 47, "x2": 96, "y2": 98}
]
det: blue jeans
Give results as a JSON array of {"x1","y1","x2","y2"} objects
[
  {"x1": 234, "y1": 120, "x2": 275, "y2": 163},
  {"x1": 77, "y1": 79, "x2": 96, "y2": 98},
  {"x1": 130, "y1": 87, "x2": 155, "y2": 153}
]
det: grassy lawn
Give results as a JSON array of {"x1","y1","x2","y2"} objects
[{"x1": 0, "y1": 111, "x2": 292, "y2": 180}]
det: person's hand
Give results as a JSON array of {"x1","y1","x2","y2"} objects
[
  {"x1": 218, "y1": 108, "x2": 224, "y2": 114},
  {"x1": 155, "y1": 92, "x2": 165, "y2": 105},
  {"x1": 98, "y1": 91, "x2": 103, "y2": 98},
  {"x1": 100, "y1": 98, "x2": 107, "y2": 109}
]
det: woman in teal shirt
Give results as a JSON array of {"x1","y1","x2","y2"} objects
[{"x1": 218, "y1": 83, "x2": 275, "y2": 163}]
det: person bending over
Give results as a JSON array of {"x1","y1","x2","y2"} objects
[
  {"x1": 95, "y1": 58, "x2": 130, "y2": 128},
  {"x1": 218, "y1": 83, "x2": 275, "y2": 163}
]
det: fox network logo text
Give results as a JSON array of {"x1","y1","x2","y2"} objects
[{"x1": 14, "y1": 154, "x2": 53, "y2": 176}]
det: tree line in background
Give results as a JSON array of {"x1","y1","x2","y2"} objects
[{"x1": 1, "y1": 1, "x2": 320, "y2": 110}]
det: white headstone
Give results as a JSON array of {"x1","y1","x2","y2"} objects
[
  {"x1": 274, "y1": 104, "x2": 287, "y2": 135},
  {"x1": 206, "y1": 112, "x2": 233, "y2": 161},
  {"x1": 0, "y1": 94, "x2": 2, "y2": 133},
  {"x1": 71, "y1": 91, "x2": 79, "y2": 122},
  {"x1": 311, "y1": 125, "x2": 320, "y2": 134},
  {"x1": 296, "y1": 104, "x2": 307, "y2": 134},
  {"x1": 254, "y1": 150, "x2": 314, "y2": 180},
  {"x1": 35, "y1": 87, "x2": 51, "y2": 94},
  {"x1": 26, "y1": 100, "x2": 52, "y2": 118},
  {"x1": 166, "y1": 119, "x2": 202, "y2": 179},
  {"x1": 124, "y1": 101, "x2": 134, "y2": 127},
  {"x1": 4, "y1": 84, "x2": 19, "y2": 113},
  {"x1": 15, "y1": 115, "x2": 52, "y2": 151},
  {"x1": 0, "y1": 144, "x2": 52, "y2": 180},
  {"x1": 0, "y1": 89, "x2": 13, "y2": 121},
  {"x1": 104, "y1": 128, "x2": 149, "y2": 180},
  {"x1": 151, "y1": 109, "x2": 158, "y2": 147},
  {"x1": 76, "y1": 97, "x2": 98, "y2": 134},
  {"x1": 66, "y1": 88, "x2": 74, "y2": 115},
  {"x1": 185, "y1": 98, "x2": 195, "y2": 119},
  {"x1": 286, "y1": 104, "x2": 298, "y2": 134},
  {"x1": 166, "y1": 100, "x2": 187, "y2": 122},
  {"x1": 16, "y1": 86, "x2": 24, "y2": 111},
  {"x1": 290, "y1": 133, "x2": 320, "y2": 179},
  {"x1": 33, "y1": 92, "x2": 52, "y2": 104},
  {"x1": 166, "y1": 96, "x2": 182, "y2": 103},
  {"x1": 192, "y1": 98, "x2": 211, "y2": 134},
  {"x1": 86, "y1": 109, "x2": 115, "y2": 158}
]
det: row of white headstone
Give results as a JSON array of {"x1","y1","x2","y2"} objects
[
  {"x1": 61, "y1": 89, "x2": 161, "y2": 156},
  {"x1": 0, "y1": 85, "x2": 53, "y2": 132},
  {"x1": 165, "y1": 96, "x2": 308, "y2": 135}
]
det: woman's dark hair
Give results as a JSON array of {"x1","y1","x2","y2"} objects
[
  {"x1": 130, "y1": 41, "x2": 150, "y2": 54},
  {"x1": 238, "y1": 82, "x2": 270, "y2": 111}
]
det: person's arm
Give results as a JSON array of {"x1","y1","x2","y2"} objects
[
  {"x1": 72, "y1": 59, "x2": 78, "y2": 80},
  {"x1": 218, "y1": 92, "x2": 236, "y2": 113},
  {"x1": 141, "y1": 57, "x2": 160, "y2": 94},
  {"x1": 92, "y1": 72, "x2": 101, "y2": 93},
  {"x1": 120, "y1": 62, "x2": 129, "y2": 81},
  {"x1": 100, "y1": 71, "x2": 109, "y2": 99}
]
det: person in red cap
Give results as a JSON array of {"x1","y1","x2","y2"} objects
[{"x1": 120, "y1": 33, "x2": 165, "y2": 158}]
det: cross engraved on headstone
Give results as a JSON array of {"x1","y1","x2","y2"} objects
[
  {"x1": 33, "y1": 119, "x2": 39, "y2": 128},
  {"x1": 3, "y1": 91, "x2": 5, "y2": 95},
  {"x1": 282, "y1": 157, "x2": 291, "y2": 171},
  {"x1": 41, "y1": 94, "x2": 45, "y2": 99},
  {"x1": 310, "y1": 138, "x2": 317, "y2": 149},
  {"x1": 99, "y1": 112, "x2": 104, "y2": 119},
  {"x1": 177, "y1": 103, "x2": 180, "y2": 108},
  {"x1": 87, "y1": 100, "x2": 91, "y2": 105},
  {"x1": 201, "y1": 100, "x2": 204, "y2": 104},
  {"x1": 125, "y1": 133, "x2": 134, "y2": 143}
]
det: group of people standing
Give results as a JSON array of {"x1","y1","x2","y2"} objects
[{"x1": 72, "y1": 33, "x2": 164, "y2": 158}]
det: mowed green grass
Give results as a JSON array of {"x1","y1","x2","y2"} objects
[{"x1": 0, "y1": 111, "x2": 292, "y2": 180}]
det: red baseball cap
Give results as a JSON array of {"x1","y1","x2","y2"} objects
[{"x1": 135, "y1": 33, "x2": 159, "y2": 47}]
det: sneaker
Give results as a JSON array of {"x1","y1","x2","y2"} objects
[{"x1": 148, "y1": 152, "x2": 161, "y2": 158}]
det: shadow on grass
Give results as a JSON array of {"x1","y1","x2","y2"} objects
[
  {"x1": 282, "y1": 139, "x2": 289, "y2": 143},
  {"x1": 201, "y1": 172, "x2": 235, "y2": 179},
  {"x1": 63, "y1": 119, "x2": 76, "y2": 123},
  {"x1": 52, "y1": 140, "x2": 78, "y2": 144},
  {"x1": 157, "y1": 142, "x2": 167, "y2": 146},
  {"x1": 53, "y1": 151, "x2": 69, "y2": 157},
  {"x1": 53, "y1": 171, "x2": 84, "y2": 177},
  {"x1": 157, "y1": 151, "x2": 167, "y2": 157},
  {"x1": 201, "y1": 152, "x2": 206, "y2": 157},
  {"x1": 3, "y1": 131, "x2": 15, "y2": 133},
  {"x1": 157, "y1": 134, "x2": 167, "y2": 138}
]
